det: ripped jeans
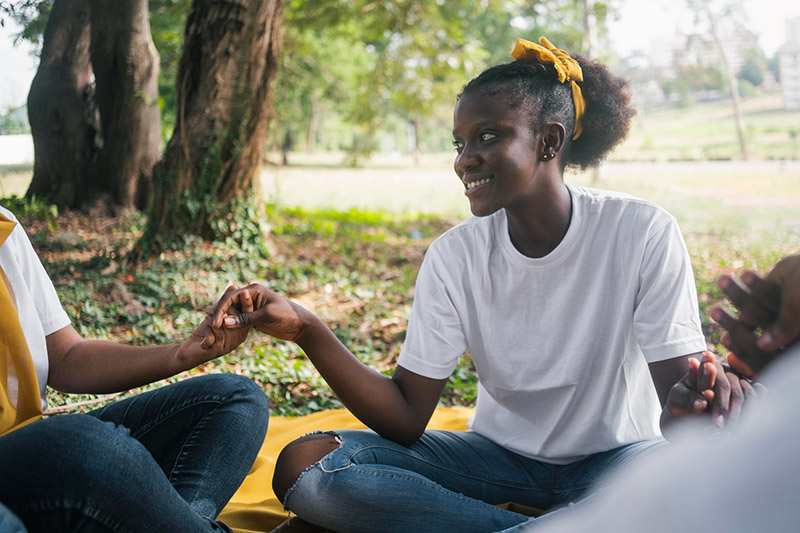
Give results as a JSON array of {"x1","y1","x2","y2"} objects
[{"x1": 283, "y1": 429, "x2": 665, "y2": 533}]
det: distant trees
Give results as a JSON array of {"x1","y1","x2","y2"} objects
[{"x1": 3, "y1": 0, "x2": 614, "y2": 245}]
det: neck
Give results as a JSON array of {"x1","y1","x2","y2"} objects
[{"x1": 505, "y1": 182, "x2": 572, "y2": 258}]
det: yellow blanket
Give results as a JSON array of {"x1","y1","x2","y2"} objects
[{"x1": 219, "y1": 407, "x2": 474, "y2": 533}]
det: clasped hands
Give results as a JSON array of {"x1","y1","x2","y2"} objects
[{"x1": 666, "y1": 254, "x2": 800, "y2": 435}]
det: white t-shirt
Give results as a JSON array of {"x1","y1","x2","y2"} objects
[
  {"x1": 526, "y1": 344, "x2": 800, "y2": 533},
  {"x1": 398, "y1": 185, "x2": 707, "y2": 463},
  {"x1": 0, "y1": 206, "x2": 71, "y2": 410}
]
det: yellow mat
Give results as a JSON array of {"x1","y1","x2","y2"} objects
[{"x1": 219, "y1": 407, "x2": 474, "y2": 533}]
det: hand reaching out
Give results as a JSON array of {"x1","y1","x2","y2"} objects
[
  {"x1": 177, "y1": 285, "x2": 253, "y2": 367},
  {"x1": 209, "y1": 283, "x2": 311, "y2": 343},
  {"x1": 711, "y1": 254, "x2": 800, "y2": 377}
]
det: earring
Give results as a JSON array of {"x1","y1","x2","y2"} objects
[{"x1": 541, "y1": 153, "x2": 550, "y2": 160}]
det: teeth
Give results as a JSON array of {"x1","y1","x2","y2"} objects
[{"x1": 464, "y1": 178, "x2": 491, "y2": 190}]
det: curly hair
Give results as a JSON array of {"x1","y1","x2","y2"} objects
[{"x1": 459, "y1": 54, "x2": 635, "y2": 170}]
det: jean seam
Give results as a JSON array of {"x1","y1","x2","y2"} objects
[
  {"x1": 10, "y1": 499, "x2": 133, "y2": 533},
  {"x1": 345, "y1": 442, "x2": 544, "y2": 490},
  {"x1": 167, "y1": 399, "x2": 224, "y2": 487},
  {"x1": 285, "y1": 462, "x2": 530, "y2": 524}
]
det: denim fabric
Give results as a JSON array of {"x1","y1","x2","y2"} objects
[
  {"x1": 284, "y1": 429, "x2": 665, "y2": 533},
  {"x1": 0, "y1": 373, "x2": 268, "y2": 533},
  {"x1": 0, "y1": 502, "x2": 26, "y2": 532}
]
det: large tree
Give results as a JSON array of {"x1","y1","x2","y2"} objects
[
  {"x1": 26, "y1": 0, "x2": 161, "y2": 212},
  {"x1": 147, "y1": 0, "x2": 284, "y2": 241}
]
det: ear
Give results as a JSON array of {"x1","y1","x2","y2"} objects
[{"x1": 538, "y1": 123, "x2": 567, "y2": 162}]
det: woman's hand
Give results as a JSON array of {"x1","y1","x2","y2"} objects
[
  {"x1": 179, "y1": 285, "x2": 253, "y2": 367},
  {"x1": 209, "y1": 283, "x2": 309, "y2": 343},
  {"x1": 666, "y1": 352, "x2": 718, "y2": 420},
  {"x1": 711, "y1": 254, "x2": 800, "y2": 377}
]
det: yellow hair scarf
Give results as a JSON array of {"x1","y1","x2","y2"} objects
[{"x1": 509, "y1": 37, "x2": 585, "y2": 140}]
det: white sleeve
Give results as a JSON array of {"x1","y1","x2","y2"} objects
[
  {"x1": 633, "y1": 216, "x2": 706, "y2": 362},
  {"x1": 397, "y1": 245, "x2": 467, "y2": 380},
  {"x1": 2, "y1": 208, "x2": 71, "y2": 335}
]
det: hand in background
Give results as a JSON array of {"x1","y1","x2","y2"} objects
[{"x1": 711, "y1": 254, "x2": 800, "y2": 377}]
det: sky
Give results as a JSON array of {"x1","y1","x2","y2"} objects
[{"x1": 2, "y1": 0, "x2": 800, "y2": 112}]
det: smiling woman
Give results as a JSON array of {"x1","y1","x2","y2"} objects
[{"x1": 207, "y1": 36, "x2": 742, "y2": 533}]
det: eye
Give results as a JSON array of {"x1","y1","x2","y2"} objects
[
  {"x1": 480, "y1": 132, "x2": 496, "y2": 143},
  {"x1": 453, "y1": 139, "x2": 464, "y2": 153}
]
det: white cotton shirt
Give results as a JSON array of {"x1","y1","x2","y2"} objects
[
  {"x1": 0, "y1": 206, "x2": 71, "y2": 410},
  {"x1": 397, "y1": 185, "x2": 707, "y2": 464},
  {"x1": 529, "y1": 344, "x2": 800, "y2": 533}
]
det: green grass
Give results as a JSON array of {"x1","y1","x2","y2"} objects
[{"x1": 2, "y1": 104, "x2": 799, "y2": 416}]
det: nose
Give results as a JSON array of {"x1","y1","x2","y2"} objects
[{"x1": 454, "y1": 145, "x2": 479, "y2": 175}]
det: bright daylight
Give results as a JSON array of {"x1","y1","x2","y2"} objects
[{"x1": 1, "y1": 1, "x2": 799, "y2": 532}]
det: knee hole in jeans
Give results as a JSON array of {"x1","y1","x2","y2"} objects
[{"x1": 273, "y1": 433, "x2": 341, "y2": 503}]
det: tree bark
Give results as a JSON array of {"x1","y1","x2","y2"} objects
[
  {"x1": 88, "y1": 0, "x2": 162, "y2": 211},
  {"x1": 26, "y1": 0, "x2": 99, "y2": 208},
  {"x1": 26, "y1": 0, "x2": 162, "y2": 213},
  {"x1": 148, "y1": 0, "x2": 285, "y2": 240}
]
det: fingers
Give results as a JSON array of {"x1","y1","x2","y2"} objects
[
  {"x1": 708, "y1": 358, "x2": 730, "y2": 428},
  {"x1": 726, "y1": 352, "x2": 757, "y2": 379},
  {"x1": 202, "y1": 325, "x2": 216, "y2": 348},
  {"x1": 710, "y1": 306, "x2": 772, "y2": 375},
  {"x1": 717, "y1": 274, "x2": 777, "y2": 328},
  {"x1": 696, "y1": 352, "x2": 717, "y2": 391},
  {"x1": 759, "y1": 314, "x2": 800, "y2": 352},
  {"x1": 723, "y1": 370, "x2": 744, "y2": 430}
]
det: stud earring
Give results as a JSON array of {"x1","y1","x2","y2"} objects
[{"x1": 541, "y1": 153, "x2": 550, "y2": 160}]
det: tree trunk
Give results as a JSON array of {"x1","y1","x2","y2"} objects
[
  {"x1": 26, "y1": 0, "x2": 99, "y2": 208},
  {"x1": 88, "y1": 0, "x2": 162, "y2": 211},
  {"x1": 26, "y1": 0, "x2": 161, "y2": 213},
  {"x1": 148, "y1": 0, "x2": 285, "y2": 241},
  {"x1": 704, "y1": 3, "x2": 749, "y2": 160},
  {"x1": 308, "y1": 88, "x2": 320, "y2": 153}
]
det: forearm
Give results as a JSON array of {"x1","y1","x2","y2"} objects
[
  {"x1": 295, "y1": 315, "x2": 431, "y2": 445},
  {"x1": 48, "y1": 339, "x2": 188, "y2": 394}
]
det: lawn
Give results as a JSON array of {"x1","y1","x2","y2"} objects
[{"x1": 2, "y1": 154, "x2": 799, "y2": 416}]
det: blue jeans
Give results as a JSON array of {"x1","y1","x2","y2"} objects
[
  {"x1": 0, "y1": 373, "x2": 268, "y2": 533},
  {"x1": 284, "y1": 429, "x2": 664, "y2": 532}
]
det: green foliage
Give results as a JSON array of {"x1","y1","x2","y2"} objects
[
  {"x1": 37, "y1": 203, "x2": 459, "y2": 415},
  {"x1": 1, "y1": 194, "x2": 57, "y2": 234},
  {"x1": 0, "y1": 106, "x2": 31, "y2": 134}
]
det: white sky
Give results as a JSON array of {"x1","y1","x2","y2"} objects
[
  {"x1": 608, "y1": 0, "x2": 800, "y2": 58},
  {"x1": 2, "y1": 0, "x2": 800, "y2": 112}
]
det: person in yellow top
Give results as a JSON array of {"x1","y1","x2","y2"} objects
[{"x1": 0, "y1": 205, "x2": 268, "y2": 532}]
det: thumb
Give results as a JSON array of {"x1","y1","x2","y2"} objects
[
  {"x1": 758, "y1": 317, "x2": 800, "y2": 351},
  {"x1": 200, "y1": 325, "x2": 216, "y2": 349},
  {"x1": 223, "y1": 311, "x2": 256, "y2": 329}
]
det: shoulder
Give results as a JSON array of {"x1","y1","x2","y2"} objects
[
  {"x1": 427, "y1": 213, "x2": 498, "y2": 256},
  {"x1": 0, "y1": 205, "x2": 19, "y2": 222},
  {"x1": 570, "y1": 185, "x2": 676, "y2": 230}
]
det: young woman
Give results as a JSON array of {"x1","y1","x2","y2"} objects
[
  {"x1": 212, "y1": 37, "x2": 738, "y2": 532},
  {"x1": 0, "y1": 206, "x2": 268, "y2": 532}
]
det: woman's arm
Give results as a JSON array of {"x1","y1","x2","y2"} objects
[
  {"x1": 47, "y1": 288, "x2": 252, "y2": 394},
  {"x1": 211, "y1": 284, "x2": 448, "y2": 445}
]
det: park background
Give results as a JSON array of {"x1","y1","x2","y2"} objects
[{"x1": 0, "y1": 0, "x2": 799, "y2": 414}]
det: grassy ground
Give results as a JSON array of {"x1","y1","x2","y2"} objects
[{"x1": 2, "y1": 152, "x2": 799, "y2": 416}]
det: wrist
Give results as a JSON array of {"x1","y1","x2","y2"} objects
[{"x1": 293, "y1": 308, "x2": 325, "y2": 347}]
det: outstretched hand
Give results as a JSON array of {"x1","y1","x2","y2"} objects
[
  {"x1": 177, "y1": 285, "x2": 253, "y2": 367},
  {"x1": 711, "y1": 254, "x2": 800, "y2": 377},
  {"x1": 209, "y1": 283, "x2": 310, "y2": 343}
]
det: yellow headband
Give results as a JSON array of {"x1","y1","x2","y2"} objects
[{"x1": 509, "y1": 37, "x2": 585, "y2": 140}]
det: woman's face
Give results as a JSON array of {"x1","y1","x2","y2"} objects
[{"x1": 452, "y1": 90, "x2": 543, "y2": 217}]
